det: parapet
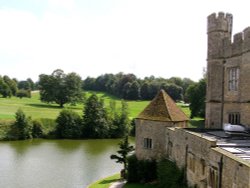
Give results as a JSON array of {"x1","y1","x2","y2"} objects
[
  {"x1": 229, "y1": 27, "x2": 250, "y2": 56},
  {"x1": 207, "y1": 12, "x2": 232, "y2": 34},
  {"x1": 232, "y1": 32, "x2": 243, "y2": 56}
]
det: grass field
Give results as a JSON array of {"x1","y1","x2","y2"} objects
[
  {"x1": 0, "y1": 91, "x2": 204, "y2": 128},
  {"x1": 0, "y1": 91, "x2": 150, "y2": 120}
]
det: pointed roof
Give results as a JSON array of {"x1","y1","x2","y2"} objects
[{"x1": 137, "y1": 90, "x2": 189, "y2": 122}]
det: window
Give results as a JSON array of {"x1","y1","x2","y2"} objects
[
  {"x1": 143, "y1": 138, "x2": 152, "y2": 149},
  {"x1": 188, "y1": 153, "x2": 195, "y2": 173},
  {"x1": 228, "y1": 67, "x2": 239, "y2": 91},
  {"x1": 228, "y1": 113, "x2": 240, "y2": 124},
  {"x1": 208, "y1": 167, "x2": 219, "y2": 188}
]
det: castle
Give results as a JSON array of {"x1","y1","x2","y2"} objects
[
  {"x1": 206, "y1": 12, "x2": 250, "y2": 129},
  {"x1": 136, "y1": 12, "x2": 250, "y2": 188}
]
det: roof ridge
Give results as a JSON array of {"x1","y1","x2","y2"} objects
[{"x1": 137, "y1": 89, "x2": 188, "y2": 122}]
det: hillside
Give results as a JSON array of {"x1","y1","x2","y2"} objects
[{"x1": 0, "y1": 91, "x2": 193, "y2": 120}]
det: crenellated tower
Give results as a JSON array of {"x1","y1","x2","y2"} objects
[{"x1": 206, "y1": 12, "x2": 233, "y2": 128}]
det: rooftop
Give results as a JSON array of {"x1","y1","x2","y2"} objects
[
  {"x1": 137, "y1": 90, "x2": 189, "y2": 122},
  {"x1": 186, "y1": 128, "x2": 250, "y2": 163}
]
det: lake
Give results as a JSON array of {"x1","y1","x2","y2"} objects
[{"x1": 0, "y1": 139, "x2": 130, "y2": 188}]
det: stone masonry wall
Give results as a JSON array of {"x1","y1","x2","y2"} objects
[{"x1": 165, "y1": 127, "x2": 250, "y2": 188}]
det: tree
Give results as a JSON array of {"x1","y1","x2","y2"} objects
[
  {"x1": 3, "y1": 75, "x2": 18, "y2": 96},
  {"x1": 82, "y1": 94, "x2": 109, "y2": 138},
  {"x1": 39, "y1": 69, "x2": 82, "y2": 107},
  {"x1": 12, "y1": 109, "x2": 32, "y2": 140},
  {"x1": 110, "y1": 136, "x2": 134, "y2": 174},
  {"x1": 186, "y1": 79, "x2": 206, "y2": 118},
  {"x1": 56, "y1": 109, "x2": 82, "y2": 138},
  {"x1": 111, "y1": 100, "x2": 130, "y2": 138},
  {"x1": 0, "y1": 77, "x2": 11, "y2": 98}
]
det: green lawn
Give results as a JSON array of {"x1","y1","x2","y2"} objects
[
  {"x1": 88, "y1": 173, "x2": 158, "y2": 188},
  {"x1": 88, "y1": 174, "x2": 120, "y2": 188},
  {"x1": 0, "y1": 91, "x2": 203, "y2": 128}
]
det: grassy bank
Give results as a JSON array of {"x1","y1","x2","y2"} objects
[
  {"x1": 88, "y1": 174, "x2": 157, "y2": 188},
  {"x1": 88, "y1": 174, "x2": 120, "y2": 188}
]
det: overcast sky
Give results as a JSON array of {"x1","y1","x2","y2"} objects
[{"x1": 0, "y1": 0, "x2": 249, "y2": 81}]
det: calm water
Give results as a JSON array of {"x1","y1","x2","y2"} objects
[{"x1": 0, "y1": 139, "x2": 129, "y2": 188}]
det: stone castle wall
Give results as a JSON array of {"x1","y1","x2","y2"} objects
[
  {"x1": 166, "y1": 128, "x2": 250, "y2": 188},
  {"x1": 206, "y1": 12, "x2": 250, "y2": 128}
]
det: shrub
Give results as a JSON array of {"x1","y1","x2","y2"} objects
[
  {"x1": 56, "y1": 109, "x2": 82, "y2": 138},
  {"x1": 16, "y1": 89, "x2": 31, "y2": 98},
  {"x1": 157, "y1": 159, "x2": 187, "y2": 188},
  {"x1": 127, "y1": 154, "x2": 138, "y2": 182},
  {"x1": 127, "y1": 154, "x2": 157, "y2": 183},
  {"x1": 32, "y1": 120, "x2": 44, "y2": 138}
]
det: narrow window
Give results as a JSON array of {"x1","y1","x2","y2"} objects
[
  {"x1": 143, "y1": 138, "x2": 152, "y2": 149},
  {"x1": 228, "y1": 67, "x2": 239, "y2": 91},
  {"x1": 228, "y1": 113, "x2": 240, "y2": 124},
  {"x1": 208, "y1": 167, "x2": 219, "y2": 188}
]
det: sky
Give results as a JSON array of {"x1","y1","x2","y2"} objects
[{"x1": 0, "y1": 0, "x2": 249, "y2": 82}]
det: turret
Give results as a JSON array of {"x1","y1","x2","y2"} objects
[
  {"x1": 207, "y1": 12, "x2": 233, "y2": 59},
  {"x1": 206, "y1": 12, "x2": 233, "y2": 128}
]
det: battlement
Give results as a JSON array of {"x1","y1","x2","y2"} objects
[
  {"x1": 225, "y1": 27, "x2": 250, "y2": 57},
  {"x1": 207, "y1": 12, "x2": 232, "y2": 34}
]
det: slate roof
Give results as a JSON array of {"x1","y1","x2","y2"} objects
[{"x1": 137, "y1": 89, "x2": 189, "y2": 122}]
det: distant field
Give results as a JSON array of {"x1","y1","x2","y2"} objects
[
  {"x1": 0, "y1": 91, "x2": 202, "y2": 127},
  {"x1": 0, "y1": 91, "x2": 149, "y2": 120}
]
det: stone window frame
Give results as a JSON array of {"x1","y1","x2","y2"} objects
[
  {"x1": 187, "y1": 153, "x2": 196, "y2": 173},
  {"x1": 228, "y1": 67, "x2": 239, "y2": 91},
  {"x1": 228, "y1": 112, "x2": 240, "y2": 124},
  {"x1": 143, "y1": 138, "x2": 152, "y2": 149},
  {"x1": 208, "y1": 166, "x2": 219, "y2": 188}
]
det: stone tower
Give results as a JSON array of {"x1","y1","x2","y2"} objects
[
  {"x1": 206, "y1": 12, "x2": 233, "y2": 128},
  {"x1": 135, "y1": 90, "x2": 188, "y2": 160}
]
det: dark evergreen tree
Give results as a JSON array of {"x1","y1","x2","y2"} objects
[
  {"x1": 110, "y1": 135, "x2": 134, "y2": 171},
  {"x1": 12, "y1": 109, "x2": 32, "y2": 140},
  {"x1": 82, "y1": 94, "x2": 109, "y2": 138}
]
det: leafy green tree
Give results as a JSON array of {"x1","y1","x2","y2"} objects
[
  {"x1": 110, "y1": 136, "x2": 134, "y2": 172},
  {"x1": 18, "y1": 80, "x2": 31, "y2": 90},
  {"x1": 126, "y1": 81, "x2": 140, "y2": 100},
  {"x1": 39, "y1": 69, "x2": 82, "y2": 107},
  {"x1": 12, "y1": 109, "x2": 32, "y2": 140},
  {"x1": 0, "y1": 77, "x2": 11, "y2": 98},
  {"x1": 161, "y1": 83, "x2": 183, "y2": 101},
  {"x1": 82, "y1": 94, "x2": 109, "y2": 138},
  {"x1": 56, "y1": 109, "x2": 82, "y2": 138},
  {"x1": 3, "y1": 75, "x2": 18, "y2": 96},
  {"x1": 110, "y1": 100, "x2": 130, "y2": 138},
  {"x1": 186, "y1": 79, "x2": 206, "y2": 118}
]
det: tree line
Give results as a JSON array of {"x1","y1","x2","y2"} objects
[
  {"x1": 0, "y1": 69, "x2": 206, "y2": 119},
  {"x1": 82, "y1": 73, "x2": 195, "y2": 102},
  {"x1": 9, "y1": 93, "x2": 131, "y2": 140},
  {"x1": 0, "y1": 75, "x2": 36, "y2": 98}
]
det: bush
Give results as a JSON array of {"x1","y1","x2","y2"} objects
[
  {"x1": 32, "y1": 120, "x2": 44, "y2": 138},
  {"x1": 157, "y1": 159, "x2": 187, "y2": 188},
  {"x1": 56, "y1": 109, "x2": 82, "y2": 138},
  {"x1": 127, "y1": 154, "x2": 139, "y2": 182},
  {"x1": 127, "y1": 154, "x2": 157, "y2": 183},
  {"x1": 16, "y1": 89, "x2": 31, "y2": 98}
]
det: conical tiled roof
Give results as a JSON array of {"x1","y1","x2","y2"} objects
[{"x1": 137, "y1": 90, "x2": 189, "y2": 122}]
